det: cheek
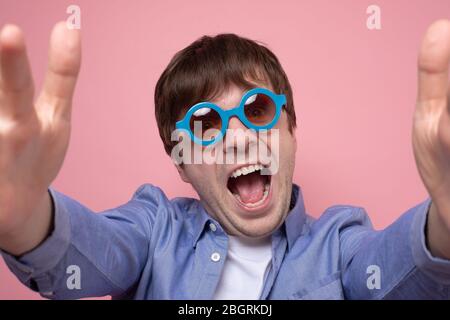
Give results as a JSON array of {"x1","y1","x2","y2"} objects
[
  {"x1": 279, "y1": 135, "x2": 296, "y2": 168},
  {"x1": 184, "y1": 164, "x2": 218, "y2": 186},
  {"x1": 269, "y1": 113, "x2": 296, "y2": 161}
]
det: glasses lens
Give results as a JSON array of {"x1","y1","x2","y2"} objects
[
  {"x1": 189, "y1": 107, "x2": 222, "y2": 141},
  {"x1": 243, "y1": 93, "x2": 276, "y2": 127}
]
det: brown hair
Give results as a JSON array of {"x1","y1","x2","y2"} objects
[{"x1": 154, "y1": 33, "x2": 296, "y2": 155}]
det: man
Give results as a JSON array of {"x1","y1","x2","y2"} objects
[{"x1": 0, "y1": 19, "x2": 449, "y2": 299}]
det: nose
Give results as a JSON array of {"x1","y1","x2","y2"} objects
[
  {"x1": 227, "y1": 115, "x2": 247, "y2": 131},
  {"x1": 222, "y1": 115, "x2": 258, "y2": 163}
]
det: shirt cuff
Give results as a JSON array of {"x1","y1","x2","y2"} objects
[
  {"x1": 0, "y1": 188, "x2": 71, "y2": 287},
  {"x1": 411, "y1": 198, "x2": 450, "y2": 285}
]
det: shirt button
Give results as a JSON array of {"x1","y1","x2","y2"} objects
[
  {"x1": 211, "y1": 252, "x2": 221, "y2": 262},
  {"x1": 209, "y1": 223, "x2": 217, "y2": 232}
]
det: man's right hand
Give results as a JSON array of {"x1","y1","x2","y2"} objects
[{"x1": 0, "y1": 22, "x2": 81, "y2": 256}]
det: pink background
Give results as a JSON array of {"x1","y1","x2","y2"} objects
[{"x1": 0, "y1": 0, "x2": 449, "y2": 299}]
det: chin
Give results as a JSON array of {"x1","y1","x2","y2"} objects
[
  {"x1": 223, "y1": 198, "x2": 287, "y2": 238},
  {"x1": 229, "y1": 210, "x2": 285, "y2": 238}
]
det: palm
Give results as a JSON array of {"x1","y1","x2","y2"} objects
[
  {"x1": 413, "y1": 20, "x2": 450, "y2": 215},
  {"x1": 0, "y1": 103, "x2": 70, "y2": 194}
]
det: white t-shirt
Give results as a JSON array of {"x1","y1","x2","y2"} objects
[{"x1": 213, "y1": 235, "x2": 272, "y2": 300}]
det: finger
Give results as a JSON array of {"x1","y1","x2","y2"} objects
[
  {"x1": 0, "y1": 24, "x2": 34, "y2": 118},
  {"x1": 38, "y1": 21, "x2": 81, "y2": 121},
  {"x1": 417, "y1": 19, "x2": 450, "y2": 104}
]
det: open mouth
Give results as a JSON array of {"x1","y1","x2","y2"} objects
[{"x1": 226, "y1": 164, "x2": 272, "y2": 209}]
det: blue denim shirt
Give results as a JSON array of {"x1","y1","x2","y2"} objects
[{"x1": 2, "y1": 183, "x2": 450, "y2": 299}]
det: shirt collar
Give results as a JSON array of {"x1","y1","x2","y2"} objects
[
  {"x1": 191, "y1": 202, "x2": 213, "y2": 247},
  {"x1": 191, "y1": 183, "x2": 307, "y2": 249},
  {"x1": 283, "y1": 184, "x2": 307, "y2": 250}
]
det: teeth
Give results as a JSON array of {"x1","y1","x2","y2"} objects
[{"x1": 231, "y1": 164, "x2": 264, "y2": 178}]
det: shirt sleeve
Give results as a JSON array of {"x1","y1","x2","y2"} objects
[
  {"x1": 340, "y1": 198, "x2": 450, "y2": 299},
  {"x1": 0, "y1": 184, "x2": 167, "y2": 299}
]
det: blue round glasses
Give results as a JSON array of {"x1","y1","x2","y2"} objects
[{"x1": 175, "y1": 87, "x2": 287, "y2": 146}]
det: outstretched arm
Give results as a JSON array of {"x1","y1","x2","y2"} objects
[
  {"x1": 340, "y1": 20, "x2": 450, "y2": 300},
  {"x1": 0, "y1": 22, "x2": 81, "y2": 255}
]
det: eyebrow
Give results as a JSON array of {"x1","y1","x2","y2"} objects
[{"x1": 208, "y1": 85, "x2": 268, "y2": 105}]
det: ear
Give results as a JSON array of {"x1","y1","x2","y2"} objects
[
  {"x1": 175, "y1": 164, "x2": 191, "y2": 183},
  {"x1": 293, "y1": 130, "x2": 298, "y2": 151},
  {"x1": 288, "y1": 126, "x2": 298, "y2": 157}
]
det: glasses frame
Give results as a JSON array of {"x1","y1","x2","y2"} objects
[{"x1": 175, "y1": 87, "x2": 287, "y2": 146}]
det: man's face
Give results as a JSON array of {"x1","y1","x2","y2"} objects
[{"x1": 176, "y1": 82, "x2": 297, "y2": 238}]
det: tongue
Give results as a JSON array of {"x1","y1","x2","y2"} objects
[{"x1": 230, "y1": 172, "x2": 265, "y2": 204}]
